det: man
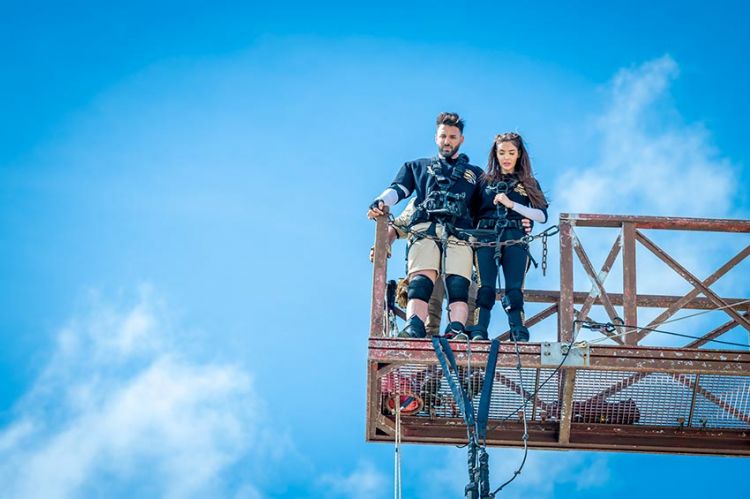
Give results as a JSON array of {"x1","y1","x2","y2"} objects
[
  {"x1": 371, "y1": 198, "x2": 477, "y2": 336},
  {"x1": 367, "y1": 112, "x2": 483, "y2": 339}
]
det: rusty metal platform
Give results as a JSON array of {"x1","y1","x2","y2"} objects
[
  {"x1": 366, "y1": 213, "x2": 750, "y2": 456},
  {"x1": 366, "y1": 339, "x2": 750, "y2": 456}
]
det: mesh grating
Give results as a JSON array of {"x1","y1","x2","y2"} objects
[
  {"x1": 378, "y1": 363, "x2": 559, "y2": 423},
  {"x1": 379, "y1": 364, "x2": 750, "y2": 430},
  {"x1": 572, "y1": 370, "x2": 750, "y2": 429}
]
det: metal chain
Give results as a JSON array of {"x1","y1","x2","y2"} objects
[
  {"x1": 390, "y1": 219, "x2": 559, "y2": 250},
  {"x1": 541, "y1": 233, "x2": 549, "y2": 276}
]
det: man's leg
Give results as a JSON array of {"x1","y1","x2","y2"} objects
[
  {"x1": 443, "y1": 236, "x2": 474, "y2": 338},
  {"x1": 400, "y1": 227, "x2": 440, "y2": 338},
  {"x1": 426, "y1": 279, "x2": 445, "y2": 336}
]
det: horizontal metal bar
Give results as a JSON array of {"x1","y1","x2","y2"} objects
[
  {"x1": 368, "y1": 338, "x2": 750, "y2": 375},
  {"x1": 560, "y1": 213, "x2": 750, "y2": 232},
  {"x1": 522, "y1": 289, "x2": 749, "y2": 310},
  {"x1": 367, "y1": 419, "x2": 750, "y2": 456}
]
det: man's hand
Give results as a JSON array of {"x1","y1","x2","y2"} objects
[
  {"x1": 367, "y1": 199, "x2": 386, "y2": 219},
  {"x1": 522, "y1": 218, "x2": 533, "y2": 234}
]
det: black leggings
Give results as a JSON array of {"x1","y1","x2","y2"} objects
[{"x1": 475, "y1": 229, "x2": 529, "y2": 311}]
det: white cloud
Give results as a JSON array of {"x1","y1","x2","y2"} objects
[
  {"x1": 0, "y1": 286, "x2": 272, "y2": 499},
  {"x1": 543, "y1": 55, "x2": 747, "y2": 347},
  {"x1": 319, "y1": 460, "x2": 389, "y2": 499},
  {"x1": 554, "y1": 55, "x2": 738, "y2": 218}
]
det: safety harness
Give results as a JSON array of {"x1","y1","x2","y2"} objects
[
  {"x1": 409, "y1": 156, "x2": 472, "y2": 235},
  {"x1": 432, "y1": 336, "x2": 501, "y2": 499}
]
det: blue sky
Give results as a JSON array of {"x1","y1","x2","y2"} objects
[{"x1": 1, "y1": 1, "x2": 749, "y2": 498}]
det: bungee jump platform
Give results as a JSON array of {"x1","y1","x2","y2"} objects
[{"x1": 366, "y1": 213, "x2": 750, "y2": 456}]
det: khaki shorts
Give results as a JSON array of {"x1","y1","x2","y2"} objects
[{"x1": 407, "y1": 222, "x2": 473, "y2": 280}]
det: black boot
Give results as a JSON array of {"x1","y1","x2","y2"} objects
[
  {"x1": 466, "y1": 308, "x2": 491, "y2": 341},
  {"x1": 444, "y1": 321, "x2": 468, "y2": 341},
  {"x1": 507, "y1": 309, "x2": 530, "y2": 342},
  {"x1": 399, "y1": 315, "x2": 427, "y2": 339}
]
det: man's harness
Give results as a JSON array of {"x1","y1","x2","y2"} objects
[{"x1": 397, "y1": 166, "x2": 558, "y2": 275}]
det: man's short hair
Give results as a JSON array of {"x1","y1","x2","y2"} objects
[{"x1": 436, "y1": 112, "x2": 464, "y2": 133}]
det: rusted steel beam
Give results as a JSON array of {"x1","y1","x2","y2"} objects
[
  {"x1": 368, "y1": 419, "x2": 750, "y2": 456},
  {"x1": 524, "y1": 289, "x2": 749, "y2": 310},
  {"x1": 577, "y1": 233, "x2": 622, "y2": 335},
  {"x1": 571, "y1": 230, "x2": 629, "y2": 343},
  {"x1": 375, "y1": 413, "x2": 396, "y2": 436},
  {"x1": 686, "y1": 312, "x2": 749, "y2": 349},
  {"x1": 559, "y1": 221, "x2": 575, "y2": 342},
  {"x1": 366, "y1": 361, "x2": 382, "y2": 440},
  {"x1": 670, "y1": 373, "x2": 750, "y2": 425},
  {"x1": 368, "y1": 338, "x2": 542, "y2": 367},
  {"x1": 558, "y1": 369, "x2": 577, "y2": 444},
  {"x1": 370, "y1": 212, "x2": 390, "y2": 337},
  {"x1": 567, "y1": 424, "x2": 750, "y2": 456},
  {"x1": 583, "y1": 372, "x2": 649, "y2": 404},
  {"x1": 560, "y1": 213, "x2": 750, "y2": 232},
  {"x1": 636, "y1": 230, "x2": 750, "y2": 334},
  {"x1": 391, "y1": 306, "x2": 407, "y2": 321},
  {"x1": 622, "y1": 223, "x2": 638, "y2": 345},
  {"x1": 368, "y1": 339, "x2": 750, "y2": 375},
  {"x1": 637, "y1": 244, "x2": 750, "y2": 343},
  {"x1": 494, "y1": 372, "x2": 554, "y2": 415},
  {"x1": 375, "y1": 418, "x2": 560, "y2": 447},
  {"x1": 498, "y1": 304, "x2": 558, "y2": 341},
  {"x1": 587, "y1": 346, "x2": 750, "y2": 375}
]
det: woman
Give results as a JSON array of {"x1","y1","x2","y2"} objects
[{"x1": 467, "y1": 132, "x2": 548, "y2": 342}]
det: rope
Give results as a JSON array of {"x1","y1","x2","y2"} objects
[
  {"x1": 393, "y1": 375, "x2": 402, "y2": 499},
  {"x1": 578, "y1": 319, "x2": 750, "y2": 349},
  {"x1": 490, "y1": 339, "x2": 530, "y2": 496},
  {"x1": 578, "y1": 298, "x2": 750, "y2": 347}
]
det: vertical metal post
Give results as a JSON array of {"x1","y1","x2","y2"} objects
[
  {"x1": 622, "y1": 222, "x2": 638, "y2": 345},
  {"x1": 558, "y1": 368, "x2": 577, "y2": 445},
  {"x1": 531, "y1": 368, "x2": 541, "y2": 421},
  {"x1": 687, "y1": 373, "x2": 700, "y2": 427},
  {"x1": 370, "y1": 212, "x2": 390, "y2": 337},
  {"x1": 559, "y1": 218, "x2": 574, "y2": 343}
]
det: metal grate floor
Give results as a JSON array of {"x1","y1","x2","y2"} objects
[{"x1": 379, "y1": 364, "x2": 750, "y2": 430}]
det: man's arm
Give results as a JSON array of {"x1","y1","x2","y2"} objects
[{"x1": 367, "y1": 162, "x2": 415, "y2": 219}]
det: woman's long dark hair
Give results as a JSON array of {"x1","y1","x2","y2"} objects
[{"x1": 483, "y1": 132, "x2": 548, "y2": 209}]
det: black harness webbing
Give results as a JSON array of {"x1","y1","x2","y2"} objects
[
  {"x1": 431, "y1": 337, "x2": 475, "y2": 429},
  {"x1": 477, "y1": 338, "x2": 500, "y2": 442},
  {"x1": 432, "y1": 336, "x2": 502, "y2": 499}
]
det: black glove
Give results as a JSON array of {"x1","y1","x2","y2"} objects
[{"x1": 369, "y1": 199, "x2": 384, "y2": 211}]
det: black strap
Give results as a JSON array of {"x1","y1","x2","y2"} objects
[
  {"x1": 477, "y1": 339, "x2": 500, "y2": 442},
  {"x1": 431, "y1": 337, "x2": 476, "y2": 429}
]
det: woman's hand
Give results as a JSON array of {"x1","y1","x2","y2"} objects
[{"x1": 493, "y1": 193, "x2": 514, "y2": 209}]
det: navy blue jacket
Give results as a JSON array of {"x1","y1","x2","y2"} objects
[{"x1": 390, "y1": 154, "x2": 484, "y2": 230}]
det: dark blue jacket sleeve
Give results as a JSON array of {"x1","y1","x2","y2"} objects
[{"x1": 389, "y1": 162, "x2": 416, "y2": 201}]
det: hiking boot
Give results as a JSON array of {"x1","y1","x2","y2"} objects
[
  {"x1": 444, "y1": 321, "x2": 467, "y2": 340},
  {"x1": 399, "y1": 315, "x2": 426, "y2": 338}
]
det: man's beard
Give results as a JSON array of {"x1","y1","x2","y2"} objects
[{"x1": 439, "y1": 144, "x2": 459, "y2": 158}]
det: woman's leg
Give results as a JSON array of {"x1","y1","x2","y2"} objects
[
  {"x1": 467, "y1": 246, "x2": 499, "y2": 339},
  {"x1": 501, "y1": 241, "x2": 531, "y2": 341}
]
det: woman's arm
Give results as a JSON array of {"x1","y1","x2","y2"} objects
[
  {"x1": 510, "y1": 202, "x2": 547, "y2": 223},
  {"x1": 493, "y1": 193, "x2": 548, "y2": 223}
]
